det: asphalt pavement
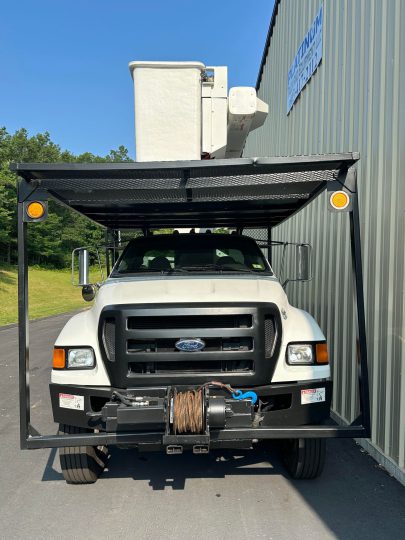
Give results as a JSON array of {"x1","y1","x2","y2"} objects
[{"x1": 0, "y1": 313, "x2": 404, "y2": 540}]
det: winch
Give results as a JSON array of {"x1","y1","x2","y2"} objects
[{"x1": 100, "y1": 383, "x2": 256, "y2": 452}]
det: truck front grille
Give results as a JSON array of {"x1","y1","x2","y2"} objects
[
  {"x1": 264, "y1": 317, "x2": 276, "y2": 358},
  {"x1": 128, "y1": 314, "x2": 252, "y2": 330},
  {"x1": 127, "y1": 337, "x2": 253, "y2": 353},
  {"x1": 102, "y1": 318, "x2": 116, "y2": 362},
  {"x1": 128, "y1": 359, "x2": 253, "y2": 374},
  {"x1": 99, "y1": 303, "x2": 281, "y2": 387}
]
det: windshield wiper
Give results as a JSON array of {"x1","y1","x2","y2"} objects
[
  {"x1": 164, "y1": 267, "x2": 191, "y2": 274},
  {"x1": 175, "y1": 264, "x2": 256, "y2": 274},
  {"x1": 112, "y1": 269, "x2": 170, "y2": 276},
  {"x1": 114, "y1": 265, "x2": 264, "y2": 276}
]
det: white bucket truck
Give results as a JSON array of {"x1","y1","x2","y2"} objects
[{"x1": 12, "y1": 61, "x2": 370, "y2": 484}]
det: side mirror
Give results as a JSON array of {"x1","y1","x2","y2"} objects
[
  {"x1": 282, "y1": 243, "x2": 312, "y2": 288},
  {"x1": 296, "y1": 244, "x2": 312, "y2": 281},
  {"x1": 78, "y1": 248, "x2": 90, "y2": 286},
  {"x1": 72, "y1": 246, "x2": 105, "y2": 292},
  {"x1": 82, "y1": 284, "x2": 97, "y2": 302}
]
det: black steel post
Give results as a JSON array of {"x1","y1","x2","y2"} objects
[
  {"x1": 113, "y1": 229, "x2": 119, "y2": 264},
  {"x1": 17, "y1": 201, "x2": 30, "y2": 449},
  {"x1": 105, "y1": 229, "x2": 111, "y2": 276},
  {"x1": 267, "y1": 226, "x2": 272, "y2": 264},
  {"x1": 349, "y1": 186, "x2": 371, "y2": 437},
  {"x1": 111, "y1": 229, "x2": 116, "y2": 265}
]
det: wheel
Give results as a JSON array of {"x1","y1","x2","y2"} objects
[
  {"x1": 282, "y1": 438, "x2": 326, "y2": 479},
  {"x1": 59, "y1": 424, "x2": 109, "y2": 484}
]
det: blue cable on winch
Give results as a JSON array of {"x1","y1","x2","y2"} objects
[
  {"x1": 201, "y1": 382, "x2": 259, "y2": 406},
  {"x1": 231, "y1": 389, "x2": 258, "y2": 405}
]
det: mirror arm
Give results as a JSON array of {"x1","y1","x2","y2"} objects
[
  {"x1": 282, "y1": 276, "x2": 314, "y2": 290},
  {"x1": 95, "y1": 248, "x2": 105, "y2": 282},
  {"x1": 72, "y1": 246, "x2": 108, "y2": 287}
]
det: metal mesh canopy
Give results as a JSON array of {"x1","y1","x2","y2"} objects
[{"x1": 12, "y1": 154, "x2": 359, "y2": 229}]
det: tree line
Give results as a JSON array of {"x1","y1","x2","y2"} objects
[{"x1": 0, "y1": 127, "x2": 131, "y2": 268}]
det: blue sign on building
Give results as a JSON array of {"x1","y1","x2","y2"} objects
[{"x1": 287, "y1": 5, "x2": 323, "y2": 113}]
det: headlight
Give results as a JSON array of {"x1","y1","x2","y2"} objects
[
  {"x1": 287, "y1": 344, "x2": 314, "y2": 365},
  {"x1": 67, "y1": 348, "x2": 95, "y2": 369}
]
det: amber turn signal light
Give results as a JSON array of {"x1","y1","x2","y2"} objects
[
  {"x1": 26, "y1": 201, "x2": 45, "y2": 220},
  {"x1": 316, "y1": 343, "x2": 329, "y2": 364},
  {"x1": 53, "y1": 348, "x2": 66, "y2": 369},
  {"x1": 329, "y1": 190, "x2": 350, "y2": 210}
]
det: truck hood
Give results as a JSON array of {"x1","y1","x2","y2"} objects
[
  {"x1": 92, "y1": 275, "x2": 288, "y2": 314},
  {"x1": 54, "y1": 274, "x2": 329, "y2": 386}
]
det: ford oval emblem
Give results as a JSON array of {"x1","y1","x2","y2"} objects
[{"x1": 175, "y1": 338, "x2": 205, "y2": 352}]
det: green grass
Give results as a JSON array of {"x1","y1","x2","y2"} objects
[{"x1": 0, "y1": 266, "x2": 100, "y2": 326}]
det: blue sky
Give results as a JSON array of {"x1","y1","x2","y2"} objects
[{"x1": 1, "y1": 0, "x2": 275, "y2": 158}]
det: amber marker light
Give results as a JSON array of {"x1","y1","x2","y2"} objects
[
  {"x1": 316, "y1": 343, "x2": 329, "y2": 364},
  {"x1": 330, "y1": 190, "x2": 350, "y2": 210},
  {"x1": 53, "y1": 348, "x2": 66, "y2": 369},
  {"x1": 26, "y1": 201, "x2": 45, "y2": 220}
]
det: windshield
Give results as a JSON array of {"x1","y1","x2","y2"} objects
[{"x1": 112, "y1": 234, "x2": 272, "y2": 275}]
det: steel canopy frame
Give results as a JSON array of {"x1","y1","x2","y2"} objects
[
  {"x1": 11, "y1": 154, "x2": 360, "y2": 229},
  {"x1": 12, "y1": 153, "x2": 371, "y2": 449}
]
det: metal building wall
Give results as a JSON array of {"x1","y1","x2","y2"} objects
[{"x1": 244, "y1": 0, "x2": 405, "y2": 480}]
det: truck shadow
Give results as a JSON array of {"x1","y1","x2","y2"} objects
[
  {"x1": 41, "y1": 440, "x2": 405, "y2": 539},
  {"x1": 42, "y1": 443, "x2": 285, "y2": 489},
  {"x1": 106, "y1": 445, "x2": 284, "y2": 490}
]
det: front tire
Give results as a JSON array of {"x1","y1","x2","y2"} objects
[
  {"x1": 283, "y1": 438, "x2": 326, "y2": 479},
  {"x1": 59, "y1": 424, "x2": 109, "y2": 484}
]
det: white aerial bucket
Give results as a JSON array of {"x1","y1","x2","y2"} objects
[{"x1": 129, "y1": 61, "x2": 205, "y2": 162}]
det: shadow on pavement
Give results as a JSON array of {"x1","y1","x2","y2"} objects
[
  {"x1": 42, "y1": 444, "x2": 285, "y2": 488},
  {"x1": 41, "y1": 438, "x2": 405, "y2": 539}
]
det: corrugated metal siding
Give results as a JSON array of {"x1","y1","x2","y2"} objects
[{"x1": 244, "y1": 0, "x2": 405, "y2": 474}]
